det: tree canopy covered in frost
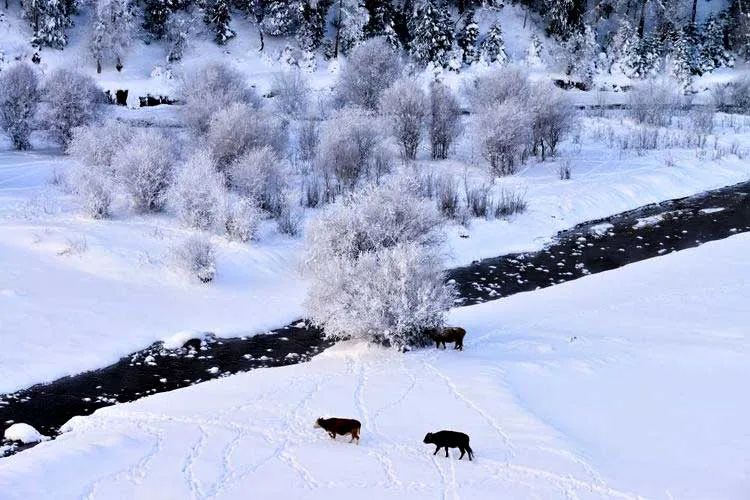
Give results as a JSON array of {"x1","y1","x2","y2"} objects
[
  {"x1": 228, "y1": 146, "x2": 287, "y2": 216},
  {"x1": 305, "y1": 182, "x2": 453, "y2": 349},
  {"x1": 477, "y1": 98, "x2": 533, "y2": 177},
  {"x1": 428, "y1": 81, "x2": 462, "y2": 160},
  {"x1": 380, "y1": 78, "x2": 428, "y2": 160},
  {"x1": 43, "y1": 69, "x2": 102, "y2": 147},
  {"x1": 0, "y1": 63, "x2": 40, "y2": 151},
  {"x1": 113, "y1": 129, "x2": 175, "y2": 213},
  {"x1": 171, "y1": 150, "x2": 227, "y2": 230},
  {"x1": 67, "y1": 120, "x2": 133, "y2": 169},
  {"x1": 335, "y1": 37, "x2": 403, "y2": 110},
  {"x1": 89, "y1": 0, "x2": 135, "y2": 73},
  {"x1": 180, "y1": 63, "x2": 258, "y2": 134}
]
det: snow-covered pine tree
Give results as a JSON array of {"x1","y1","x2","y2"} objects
[
  {"x1": 204, "y1": 0, "x2": 234, "y2": 44},
  {"x1": 297, "y1": 0, "x2": 329, "y2": 51},
  {"x1": 561, "y1": 24, "x2": 597, "y2": 85},
  {"x1": 545, "y1": 0, "x2": 584, "y2": 40},
  {"x1": 525, "y1": 33, "x2": 543, "y2": 67},
  {"x1": 480, "y1": 22, "x2": 508, "y2": 65},
  {"x1": 89, "y1": 0, "x2": 134, "y2": 72},
  {"x1": 363, "y1": 0, "x2": 400, "y2": 48},
  {"x1": 23, "y1": 0, "x2": 70, "y2": 48},
  {"x1": 669, "y1": 28, "x2": 696, "y2": 88},
  {"x1": 261, "y1": 0, "x2": 302, "y2": 36},
  {"x1": 143, "y1": 0, "x2": 177, "y2": 39},
  {"x1": 700, "y1": 15, "x2": 732, "y2": 72},
  {"x1": 728, "y1": 0, "x2": 750, "y2": 60},
  {"x1": 328, "y1": 0, "x2": 368, "y2": 57},
  {"x1": 623, "y1": 33, "x2": 661, "y2": 78},
  {"x1": 457, "y1": 8, "x2": 479, "y2": 65},
  {"x1": 408, "y1": 0, "x2": 454, "y2": 67},
  {"x1": 165, "y1": 11, "x2": 189, "y2": 62}
]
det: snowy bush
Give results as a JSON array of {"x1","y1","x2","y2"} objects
[
  {"x1": 465, "y1": 66, "x2": 531, "y2": 110},
  {"x1": 712, "y1": 76, "x2": 750, "y2": 113},
  {"x1": 628, "y1": 78, "x2": 686, "y2": 127},
  {"x1": 304, "y1": 182, "x2": 452, "y2": 349},
  {"x1": 477, "y1": 98, "x2": 533, "y2": 177},
  {"x1": 0, "y1": 63, "x2": 40, "y2": 150},
  {"x1": 379, "y1": 78, "x2": 428, "y2": 160},
  {"x1": 180, "y1": 62, "x2": 259, "y2": 134},
  {"x1": 113, "y1": 129, "x2": 175, "y2": 212},
  {"x1": 171, "y1": 150, "x2": 227, "y2": 230},
  {"x1": 429, "y1": 81, "x2": 462, "y2": 160},
  {"x1": 465, "y1": 184, "x2": 491, "y2": 218},
  {"x1": 435, "y1": 174, "x2": 460, "y2": 219},
  {"x1": 206, "y1": 103, "x2": 287, "y2": 172},
  {"x1": 298, "y1": 118, "x2": 319, "y2": 162},
  {"x1": 67, "y1": 120, "x2": 133, "y2": 169},
  {"x1": 43, "y1": 68, "x2": 103, "y2": 147},
  {"x1": 228, "y1": 146, "x2": 287, "y2": 216},
  {"x1": 270, "y1": 69, "x2": 310, "y2": 118},
  {"x1": 171, "y1": 235, "x2": 216, "y2": 283},
  {"x1": 316, "y1": 107, "x2": 390, "y2": 189},
  {"x1": 225, "y1": 196, "x2": 263, "y2": 242},
  {"x1": 530, "y1": 83, "x2": 576, "y2": 160},
  {"x1": 69, "y1": 163, "x2": 114, "y2": 219},
  {"x1": 689, "y1": 106, "x2": 715, "y2": 136},
  {"x1": 276, "y1": 193, "x2": 303, "y2": 237},
  {"x1": 494, "y1": 188, "x2": 528, "y2": 218},
  {"x1": 335, "y1": 37, "x2": 403, "y2": 109}
]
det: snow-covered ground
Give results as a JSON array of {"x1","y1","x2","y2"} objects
[
  {"x1": 1, "y1": 109, "x2": 750, "y2": 393},
  {"x1": 2, "y1": 233, "x2": 747, "y2": 499}
]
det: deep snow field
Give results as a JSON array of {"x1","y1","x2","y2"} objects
[
  {"x1": 1, "y1": 232, "x2": 748, "y2": 499},
  {"x1": 2, "y1": 109, "x2": 750, "y2": 394}
]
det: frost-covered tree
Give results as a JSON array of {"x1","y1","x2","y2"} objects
[
  {"x1": 143, "y1": 0, "x2": 177, "y2": 39},
  {"x1": 622, "y1": 33, "x2": 662, "y2": 78},
  {"x1": 669, "y1": 27, "x2": 698, "y2": 87},
  {"x1": 380, "y1": 77, "x2": 428, "y2": 160},
  {"x1": 171, "y1": 150, "x2": 227, "y2": 230},
  {"x1": 561, "y1": 24, "x2": 597, "y2": 85},
  {"x1": 180, "y1": 62, "x2": 258, "y2": 134},
  {"x1": 729, "y1": 0, "x2": 750, "y2": 60},
  {"x1": 335, "y1": 37, "x2": 403, "y2": 109},
  {"x1": 90, "y1": 0, "x2": 135, "y2": 73},
  {"x1": 317, "y1": 106, "x2": 390, "y2": 189},
  {"x1": 628, "y1": 77, "x2": 685, "y2": 126},
  {"x1": 69, "y1": 162, "x2": 114, "y2": 218},
  {"x1": 480, "y1": 22, "x2": 508, "y2": 65},
  {"x1": 525, "y1": 34, "x2": 544, "y2": 68},
  {"x1": 465, "y1": 66, "x2": 531, "y2": 109},
  {"x1": 170, "y1": 235, "x2": 216, "y2": 283},
  {"x1": 43, "y1": 68, "x2": 102, "y2": 147},
  {"x1": 206, "y1": 103, "x2": 287, "y2": 172},
  {"x1": 476, "y1": 98, "x2": 533, "y2": 176},
  {"x1": 545, "y1": 0, "x2": 584, "y2": 40},
  {"x1": 113, "y1": 129, "x2": 175, "y2": 212},
  {"x1": 270, "y1": 69, "x2": 310, "y2": 118},
  {"x1": 23, "y1": 0, "x2": 70, "y2": 48},
  {"x1": 328, "y1": 0, "x2": 368, "y2": 57},
  {"x1": 711, "y1": 75, "x2": 750, "y2": 112},
  {"x1": 261, "y1": 0, "x2": 301, "y2": 36},
  {"x1": 363, "y1": 0, "x2": 400, "y2": 48},
  {"x1": 296, "y1": 0, "x2": 329, "y2": 51},
  {"x1": 165, "y1": 11, "x2": 189, "y2": 62},
  {"x1": 67, "y1": 120, "x2": 133, "y2": 168},
  {"x1": 204, "y1": 0, "x2": 234, "y2": 44},
  {"x1": 304, "y1": 182, "x2": 453, "y2": 350},
  {"x1": 529, "y1": 82, "x2": 575, "y2": 160},
  {"x1": 429, "y1": 81, "x2": 462, "y2": 160},
  {"x1": 0, "y1": 63, "x2": 40, "y2": 150},
  {"x1": 408, "y1": 0, "x2": 454, "y2": 67},
  {"x1": 457, "y1": 8, "x2": 479, "y2": 65},
  {"x1": 700, "y1": 15, "x2": 732, "y2": 73},
  {"x1": 228, "y1": 146, "x2": 287, "y2": 215}
]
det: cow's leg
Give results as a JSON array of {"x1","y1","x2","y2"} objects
[
  {"x1": 445, "y1": 448, "x2": 449, "y2": 458},
  {"x1": 459, "y1": 448, "x2": 465, "y2": 460},
  {"x1": 433, "y1": 446, "x2": 440, "y2": 455},
  {"x1": 329, "y1": 432, "x2": 336, "y2": 439}
]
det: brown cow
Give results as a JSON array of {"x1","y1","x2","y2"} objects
[
  {"x1": 426, "y1": 327, "x2": 467, "y2": 351},
  {"x1": 314, "y1": 417, "x2": 361, "y2": 444}
]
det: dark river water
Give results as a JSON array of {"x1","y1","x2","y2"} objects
[{"x1": 2, "y1": 181, "x2": 749, "y2": 457}]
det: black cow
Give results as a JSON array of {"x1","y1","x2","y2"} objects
[{"x1": 423, "y1": 430, "x2": 473, "y2": 460}]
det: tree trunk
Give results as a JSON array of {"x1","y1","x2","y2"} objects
[
  {"x1": 334, "y1": 0, "x2": 343, "y2": 58},
  {"x1": 638, "y1": 0, "x2": 648, "y2": 38},
  {"x1": 96, "y1": 58, "x2": 102, "y2": 74},
  {"x1": 691, "y1": 0, "x2": 698, "y2": 25}
]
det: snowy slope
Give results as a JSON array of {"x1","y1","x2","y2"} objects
[{"x1": 1, "y1": 233, "x2": 748, "y2": 499}]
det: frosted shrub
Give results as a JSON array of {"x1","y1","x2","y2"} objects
[
  {"x1": 317, "y1": 107, "x2": 389, "y2": 189},
  {"x1": 113, "y1": 129, "x2": 175, "y2": 212},
  {"x1": 712, "y1": 76, "x2": 750, "y2": 113},
  {"x1": 335, "y1": 37, "x2": 403, "y2": 110},
  {"x1": 0, "y1": 63, "x2": 40, "y2": 150},
  {"x1": 67, "y1": 120, "x2": 133, "y2": 170},
  {"x1": 270, "y1": 69, "x2": 310, "y2": 117},
  {"x1": 171, "y1": 235, "x2": 216, "y2": 283},
  {"x1": 69, "y1": 163, "x2": 114, "y2": 219},
  {"x1": 225, "y1": 196, "x2": 263, "y2": 242},
  {"x1": 298, "y1": 118, "x2": 319, "y2": 162},
  {"x1": 304, "y1": 182, "x2": 452, "y2": 350},
  {"x1": 465, "y1": 184, "x2": 491, "y2": 218},
  {"x1": 228, "y1": 146, "x2": 287, "y2": 216},
  {"x1": 689, "y1": 106, "x2": 715, "y2": 136},
  {"x1": 628, "y1": 78, "x2": 685, "y2": 127},
  {"x1": 181, "y1": 62, "x2": 259, "y2": 134},
  {"x1": 477, "y1": 98, "x2": 533, "y2": 177},
  {"x1": 435, "y1": 174, "x2": 460, "y2": 219},
  {"x1": 429, "y1": 81, "x2": 463, "y2": 160},
  {"x1": 494, "y1": 188, "x2": 528, "y2": 218},
  {"x1": 206, "y1": 103, "x2": 287, "y2": 172},
  {"x1": 465, "y1": 66, "x2": 531, "y2": 109},
  {"x1": 380, "y1": 77, "x2": 428, "y2": 160},
  {"x1": 276, "y1": 193, "x2": 303, "y2": 237},
  {"x1": 171, "y1": 150, "x2": 226, "y2": 230},
  {"x1": 43, "y1": 68, "x2": 103, "y2": 147},
  {"x1": 530, "y1": 82, "x2": 576, "y2": 160}
]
